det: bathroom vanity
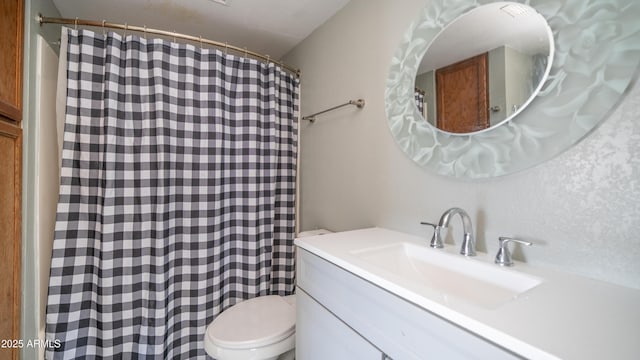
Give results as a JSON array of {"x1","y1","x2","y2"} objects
[{"x1": 294, "y1": 228, "x2": 640, "y2": 360}]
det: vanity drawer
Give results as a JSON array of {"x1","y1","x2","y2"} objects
[{"x1": 296, "y1": 248, "x2": 522, "y2": 360}]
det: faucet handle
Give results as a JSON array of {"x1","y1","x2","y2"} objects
[
  {"x1": 495, "y1": 237, "x2": 532, "y2": 266},
  {"x1": 420, "y1": 221, "x2": 444, "y2": 249}
]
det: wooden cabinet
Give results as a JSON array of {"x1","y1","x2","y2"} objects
[
  {"x1": 0, "y1": 0, "x2": 24, "y2": 122},
  {"x1": 0, "y1": 121, "x2": 21, "y2": 360},
  {"x1": 0, "y1": 0, "x2": 23, "y2": 359}
]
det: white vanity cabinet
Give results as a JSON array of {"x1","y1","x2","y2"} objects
[
  {"x1": 296, "y1": 248, "x2": 521, "y2": 360},
  {"x1": 296, "y1": 290, "x2": 383, "y2": 359}
]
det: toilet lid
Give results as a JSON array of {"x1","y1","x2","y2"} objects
[{"x1": 207, "y1": 295, "x2": 296, "y2": 350}]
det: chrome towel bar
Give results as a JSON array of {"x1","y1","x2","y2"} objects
[{"x1": 302, "y1": 99, "x2": 365, "y2": 123}]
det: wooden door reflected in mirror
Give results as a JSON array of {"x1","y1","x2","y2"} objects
[{"x1": 436, "y1": 53, "x2": 489, "y2": 133}]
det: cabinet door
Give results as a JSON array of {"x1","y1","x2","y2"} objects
[
  {"x1": 296, "y1": 289, "x2": 382, "y2": 360},
  {"x1": 436, "y1": 53, "x2": 489, "y2": 133},
  {"x1": 0, "y1": 0, "x2": 24, "y2": 122},
  {"x1": 0, "y1": 120, "x2": 21, "y2": 360}
]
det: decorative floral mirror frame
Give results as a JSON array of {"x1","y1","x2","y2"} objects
[{"x1": 385, "y1": 0, "x2": 640, "y2": 178}]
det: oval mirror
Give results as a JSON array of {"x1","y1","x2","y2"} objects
[
  {"x1": 414, "y1": 2, "x2": 553, "y2": 135},
  {"x1": 386, "y1": 0, "x2": 640, "y2": 179}
]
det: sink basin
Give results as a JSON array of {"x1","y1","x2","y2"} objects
[{"x1": 350, "y1": 242, "x2": 542, "y2": 309}]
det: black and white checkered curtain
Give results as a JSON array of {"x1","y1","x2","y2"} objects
[
  {"x1": 46, "y1": 28, "x2": 299, "y2": 359},
  {"x1": 415, "y1": 90, "x2": 424, "y2": 115}
]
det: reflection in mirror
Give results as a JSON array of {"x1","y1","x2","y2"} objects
[{"x1": 414, "y1": 2, "x2": 553, "y2": 135}]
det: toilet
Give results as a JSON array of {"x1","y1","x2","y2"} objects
[
  {"x1": 203, "y1": 229, "x2": 331, "y2": 360},
  {"x1": 204, "y1": 295, "x2": 296, "y2": 360}
]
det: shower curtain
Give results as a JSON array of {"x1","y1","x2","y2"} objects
[
  {"x1": 46, "y1": 28, "x2": 299, "y2": 359},
  {"x1": 415, "y1": 89, "x2": 425, "y2": 118}
]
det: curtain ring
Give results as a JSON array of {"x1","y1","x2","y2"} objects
[
  {"x1": 102, "y1": 19, "x2": 106, "y2": 36},
  {"x1": 144, "y1": 25, "x2": 147, "y2": 39},
  {"x1": 224, "y1": 42, "x2": 228, "y2": 55},
  {"x1": 266, "y1": 55, "x2": 270, "y2": 65},
  {"x1": 74, "y1": 17, "x2": 78, "y2": 30},
  {"x1": 199, "y1": 36, "x2": 203, "y2": 49},
  {"x1": 244, "y1": 47, "x2": 248, "y2": 58},
  {"x1": 124, "y1": 23, "x2": 128, "y2": 37},
  {"x1": 173, "y1": 30, "x2": 177, "y2": 43}
]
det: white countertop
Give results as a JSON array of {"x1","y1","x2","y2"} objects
[{"x1": 294, "y1": 227, "x2": 640, "y2": 360}]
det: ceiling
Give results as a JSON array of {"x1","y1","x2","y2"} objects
[
  {"x1": 51, "y1": 0, "x2": 350, "y2": 59},
  {"x1": 418, "y1": 2, "x2": 552, "y2": 74}
]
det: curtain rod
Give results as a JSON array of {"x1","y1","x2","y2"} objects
[
  {"x1": 37, "y1": 14, "x2": 300, "y2": 77},
  {"x1": 302, "y1": 99, "x2": 365, "y2": 123}
]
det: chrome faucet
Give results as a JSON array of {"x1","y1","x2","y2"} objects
[{"x1": 421, "y1": 207, "x2": 476, "y2": 256}]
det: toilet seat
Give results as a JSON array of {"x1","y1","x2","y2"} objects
[{"x1": 206, "y1": 295, "x2": 296, "y2": 351}]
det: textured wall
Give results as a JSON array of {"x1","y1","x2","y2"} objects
[{"x1": 284, "y1": 0, "x2": 640, "y2": 289}]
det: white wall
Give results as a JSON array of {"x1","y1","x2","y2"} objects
[
  {"x1": 504, "y1": 46, "x2": 534, "y2": 116},
  {"x1": 284, "y1": 0, "x2": 640, "y2": 289},
  {"x1": 488, "y1": 46, "x2": 507, "y2": 125},
  {"x1": 35, "y1": 35, "x2": 60, "y2": 358},
  {"x1": 23, "y1": 0, "x2": 62, "y2": 357}
]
